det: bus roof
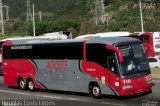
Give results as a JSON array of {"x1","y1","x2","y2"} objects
[{"x1": 7, "y1": 36, "x2": 141, "y2": 46}]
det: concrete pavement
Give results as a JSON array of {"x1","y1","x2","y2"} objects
[
  {"x1": 151, "y1": 68, "x2": 160, "y2": 79},
  {"x1": 0, "y1": 76, "x2": 160, "y2": 106}
]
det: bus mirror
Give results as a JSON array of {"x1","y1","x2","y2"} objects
[
  {"x1": 106, "y1": 45, "x2": 123, "y2": 62},
  {"x1": 143, "y1": 43, "x2": 155, "y2": 57}
]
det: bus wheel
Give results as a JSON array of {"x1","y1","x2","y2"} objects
[
  {"x1": 27, "y1": 79, "x2": 35, "y2": 92},
  {"x1": 18, "y1": 78, "x2": 26, "y2": 90},
  {"x1": 90, "y1": 84, "x2": 102, "y2": 99}
]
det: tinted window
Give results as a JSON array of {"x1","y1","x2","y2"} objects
[
  {"x1": 142, "y1": 36, "x2": 149, "y2": 43},
  {"x1": 119, "y1": 44, "x2": 150, "y2": 76},
  {"x1": 148, "y1": 58, "x2": 158, "y2": 62},
  {"x1": 130, "y1": 36, "x2": 149, "y2": 43},
  {"x1": 108, "y1": 57, "x2": 118, "y2": 74},
  {"x1": 0, "y1": 42, "x2": 4, "y2": 54},
  {"x1": 3, "y1": 42, "x2": 83, "y2": 60},
  {"x1": 86, "y1": 44, "x2": 114, "y2": 68}
]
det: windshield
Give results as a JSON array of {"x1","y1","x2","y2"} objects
[{"x1": 119, "y1": 44, "x2": 150, "y2": 76}]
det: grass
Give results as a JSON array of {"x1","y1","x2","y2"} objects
[{"x1": 0, "y1": 32, "x2": 30, "y2": 40}]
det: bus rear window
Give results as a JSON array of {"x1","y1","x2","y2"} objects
[{"x1": 119, "y1": 45, "x2": 130, "y2": 50}]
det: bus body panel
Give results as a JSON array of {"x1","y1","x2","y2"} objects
[
  {"x1": 3, "y1": 58, "x2": 116, "y2": 95},
  {"x1": 3, "y1": 59, "x2": 44, "y2": 89},
  {"x1": 29, "y1": 59, "x2": 116, "y2": 95},
  {"x1": 35, "y1": 60, "x2": 90, "y2": 92},
  {"x1": 120, "y1": 75, "x2": 152, "y2": 95},
  {"x1": 81, "y1": 60, "x2": 120, "y2": 95}
]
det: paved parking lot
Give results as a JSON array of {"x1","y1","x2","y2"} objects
[{"x1": 151, "y1": 68, "x2": 160, "y2": 79}]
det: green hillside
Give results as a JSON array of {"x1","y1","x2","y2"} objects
[{"x1": 1, "y1": 0, "x2": 160, "y2": 38}]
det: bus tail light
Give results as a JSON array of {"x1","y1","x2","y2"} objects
[{"x1": 122, "y1": 85, "x2": 133, "y2": 90}]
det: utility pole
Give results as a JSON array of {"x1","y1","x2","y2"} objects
[
  {"x1": 26, "y1": 0, "x2": 32, "y2": 22},
  {"x1": 139, "y1": 0, "x2": 144, "y2": 32},
  {"x1": 94, "y1": 0, "x2": 106, "y2": 26},
  {"x1": 32, "y1": 4, "x2": 35, "y2": 37},
  {"x1": 39, "y1": 11, "x2": 42, "y2": 21},
  {"x1": 0, "y1": 0, "x2": 4, "y2": 35},
  {"x1": 4, "y1": 5, "x2": 9, "y2": 21}
]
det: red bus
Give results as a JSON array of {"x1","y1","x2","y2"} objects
[
  {"x1": 134, "y1": 32, "x2": 160, "y2": 56},
  {"x1": 2, "y1": 37, "x2": 153, "y2": 98}
]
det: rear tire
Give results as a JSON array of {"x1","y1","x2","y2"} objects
[
  {"x1": 90, "y1": 84, "x2": 102, "y2": 99},
  {"x1": 27, "y1": 79, "x2": 35, "y2": 92},
  {"x1": 18, "y1": 78, "x2": 26, "y2": 90}
]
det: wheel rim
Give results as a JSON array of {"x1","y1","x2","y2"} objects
[
  {"x1": 92, "y1": 86, "x2": 100, "y2": 96},
  {"x1": 20, "y1": 80, "x2": 25, "y2": 89},
  {"x1": 28, "y1": 81, "x2": 34, "y2": 90}
]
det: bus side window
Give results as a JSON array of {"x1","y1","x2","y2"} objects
[
  {"x1": 142, "y1": 36, "x2": 149, "y2": 43},
  {"x1": 107, "y1": 57, "x2": 117, "y2": 73}
]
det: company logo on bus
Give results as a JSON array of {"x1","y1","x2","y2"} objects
[
  {"x1": 11, "y1": 45, "x2": 32, "y2": 50},
  {"x1": 47, "y1": 60, "x2": 68, "y2": 71}
]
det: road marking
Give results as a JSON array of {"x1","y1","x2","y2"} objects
[
  {"x1": 101, "y1": 102, "x2": 128, "y2": 106},
  {"x1": 67, "y1": 98, "x2": 81, "y2": 101},
  {"x1": 41, "y1": 95, "x2": 62, "y2": 99},
  {"x1": 0, "y1": 89, "x2": 128, "y2": 106},
  {"x1": 0, "y1": 90, "x2": 30, "y2": 96},
  {"x1": 153, "y1": 80, "x2": 160, "y2": 83},
  {"x1": 41, "y1": 95, "x2": 88, "y2": 102}
]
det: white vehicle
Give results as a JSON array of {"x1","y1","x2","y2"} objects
[
  {"x1": 75, "y1": 32, "x2": 131, "y2": 39},
  {"x1": 148, "y1": 56, "x2": 160, "y2": 68}
]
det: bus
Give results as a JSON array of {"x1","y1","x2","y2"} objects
[
  {"x1": 135, "y1": 32, "x2": 160, "y2": 54},
  {"x1": 2, "y1": 37, "x2": 153, "y2": 98}
]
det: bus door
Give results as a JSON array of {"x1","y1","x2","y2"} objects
[{"x1": 107, "y1": 56, "x2": 120, "y2": 94}]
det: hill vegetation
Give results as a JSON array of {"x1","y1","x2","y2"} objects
[{"x1": 1, "y1": 0, "x2": 160, "y2": 38}]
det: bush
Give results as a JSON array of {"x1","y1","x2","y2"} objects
[{"x1": 27, "y1": 19, "x2": 81, "y2": 36}]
